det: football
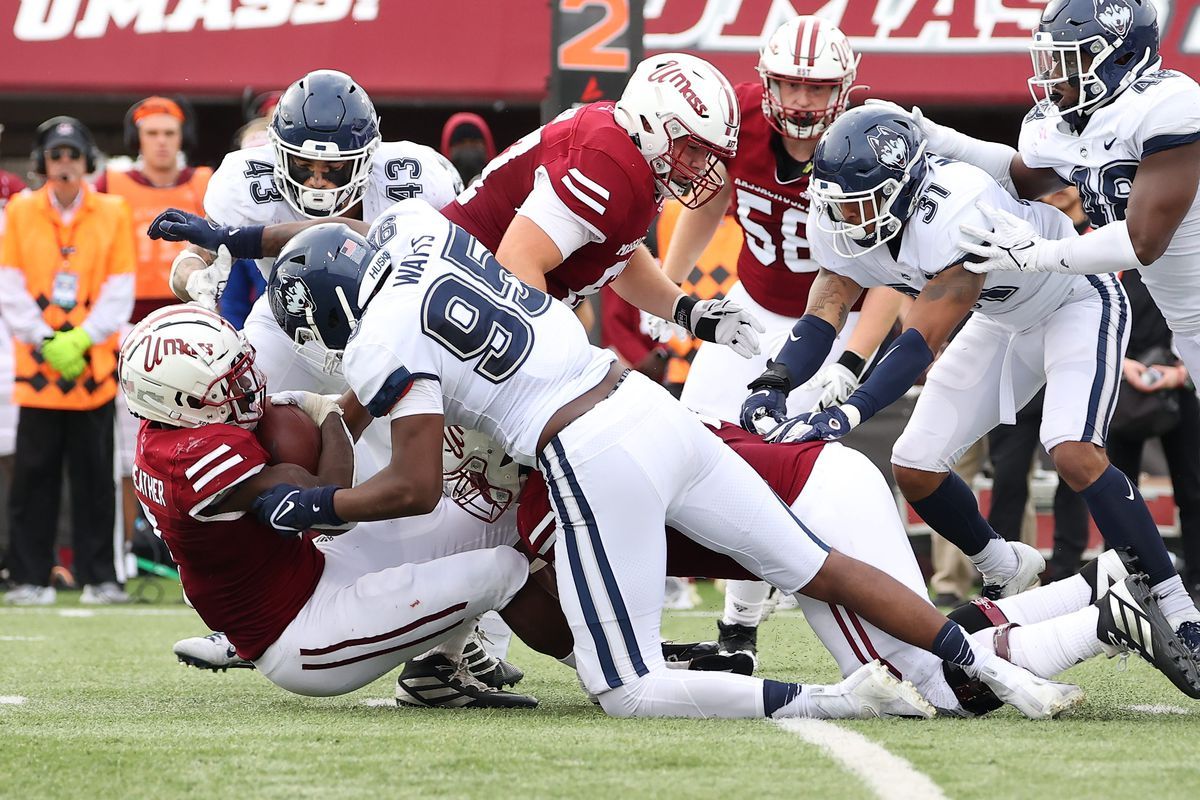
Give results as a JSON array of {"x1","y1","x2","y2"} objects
[{"x1": 255, "y1": 402, "x2": 321, "y2": 473}]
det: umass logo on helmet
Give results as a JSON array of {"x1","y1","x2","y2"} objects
[
  {"x1": 866, "y1": 126, "x2": 909, "y2": 171},
  {"x1": 1095, "y1": 0, "x2": 1133, "y2": 38}
]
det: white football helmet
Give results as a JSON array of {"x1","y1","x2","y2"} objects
[
  {"x1": 119, "y1": 305, "x2": 266, "y2": 429},
  {"x1": 758, "y1": 16, "x2": 860, "y2": 140},
  {"x1": 614, "y1": 53, "x2": 739, "y2": 209},
  {"x1": 442, "y1": 426, "x2": 522, "y2": 523}
]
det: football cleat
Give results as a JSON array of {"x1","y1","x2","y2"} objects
[
  {"x1": 716, "y1": 621, "x2": 759, "y2": 674},
  {"x1": 775, "y1": 660, "x2": 936, "y2": 720},
  {"x1": 981, "y1": 541, "x2": 1045, "y2": 600},
  {"x1": 1088, "y1": 548, "x2": 1136, "y2": 601},
  {"x1": 974, "y1": 654, "x2": 1084, "y2": 719},
  {"x1": 461, "y1": 630, "x2": 524, "y2": 689},
  {"x1": 80, "y1": 582, "x2": 131, "y2": 605},
  {"x1": 4, "y1": 584, "x2": 56, "y2": 606},
  {"x1": 173, "y1": 631, "x2": 255, "y2": 672},
  {"x1": 1097, "y1": 574, "x2": 1200, "y2": 699},
  {"x1": 1175, "y1": 620, "x2": 1200, "y2": 657},
  {"x1": 662, "y1": 641, "x2": 755, "y2": 675},
  {"x1": 395, "y1": 654, "x2": 538, "y2": 709}
]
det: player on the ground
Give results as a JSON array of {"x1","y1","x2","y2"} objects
[
  {"x1": 739, "y1": 105, "x2": 1200, "y2": 652},
  {"x1": 898, "y1": 1, "x2": 1200, "y2": 384},
  {"x1": 655, "y1": 16, "x2": 906, "y2": 665},
  {"x1": 236, "y1": 198, "x2": 1087, "y2": 720},
  {"x1": 120, "y1": 305, "x2": 538, "y2": 706},
  {"x1": 441, "y1": 53, "x2": 765, "y2": 361},
  {"x1": 513, "y1": 422, "x2": 1200, "y2": 709}
]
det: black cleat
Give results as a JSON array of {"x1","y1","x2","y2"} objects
[
  {"x1": 395, "y1": 654, "x2": 538, "y2": 709},
  {"x1": 716, "y1": 621, "x2": 759, "y2": 674},
  {"x1": 662, "y1": 640, "x2": 755, "y2": 675},
  {"x1": 462, "y1": 632, "x2": 524, "y2": 688},
  {"x1": 1097, "y1": 574, "x2": 1200, "y2": 699}
]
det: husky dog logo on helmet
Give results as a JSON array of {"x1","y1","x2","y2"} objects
[
  {"x1": 1095, "y1": 0, "x2": 1132, "y2": 38},
  {"x1": 270, "y1": 273, "x2": 314, "y2": 327},
  {"x1": 867, "y1": 126, "x2": 909, "y2": 171}
]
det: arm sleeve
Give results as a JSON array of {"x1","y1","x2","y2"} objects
[
  {"x1": 515, "y1": 166, "x2": 603, "y2": 260},
  {"x1": 768, "y1": 315, "x2": 838, "y2": 390},
  {"x1": 843, "y1": 328, "x2": 934, "y2": 422}
]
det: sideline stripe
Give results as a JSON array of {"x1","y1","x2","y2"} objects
[
  {"x1": 1122, "y1": 704, "x2": 1191, "y2": 715},
  {"x1": 0, "y1": 696, "x2": 27, "y2": 705},
  {"x1": 777, "y1": 719, "x2": 948, "y2": 800}
]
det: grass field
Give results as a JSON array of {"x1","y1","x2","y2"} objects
[{"x1": 2, "y1": 578, "x2": 1199, "y2": 800}]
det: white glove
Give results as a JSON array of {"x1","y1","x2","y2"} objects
[
  {"x1": 270, "y1": 391, "x2": 344, "y2": 425},
  {"x1": 958, "y1": 202, "x2": 1049, "y2": 274},
  {"x1": 640, "y1": 310, "x2": 687, "y2": 344},
  {"x1": 800, "y1": 362, "x2": 861, "y2": 412},
  {"x1": 680, "y1": 297, "x2": 765, "y2": 359},
  {"x1": 180, "y1": 245, "x2": 233, "y2": 310}
]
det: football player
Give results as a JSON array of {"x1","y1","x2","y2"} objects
[
  {"x1": 904, "y1": 1, "x2": 1200, "y2": 393},
  {"x1": 739, "y1": 105, "x2": 1200, "y2": 653},
  {"x1": 657, "y1": 16, "x2": 907, "y2": 664},
  {"x1": 513, "y1": 422, "x2": 1200, "y2": 709},
  {"x1": 119, "y1": 305, "x2": 538, "y2": 706},
  {"x1": 440, "y1": 52, "x2": 765, "y2": 362},
  {"x1": 237, "y1": 198, "x2": 1084, "y2": 720}
]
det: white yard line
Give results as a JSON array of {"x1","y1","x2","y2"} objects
[
  {"x1": 777, "y1": 718, "x2": 949, "y2": 800},
  {"x1": 0, "y1": 607, "x2": 194, "y2": 617},
  {"x1": 361, "y1": 698, "x2": 395, "y2": 708},
  {"x1": 0, "y1": 696, "x2": 27, "y2": 705},
  {"x1": 0, "y1": 636, "x2": 45, "y2": 641},
  {"x1": 1122, "y1": 704, "x2": 1191, "y2": 715}
]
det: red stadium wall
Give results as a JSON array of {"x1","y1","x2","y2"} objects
[{"x1": 2, "y1": 0, "x2": 1198, "y2": 104}]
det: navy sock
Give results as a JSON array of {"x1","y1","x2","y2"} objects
[
  {"x1": 931, "y1": 621, "x2": 976, "y2": 668},
  {"x1": 909, "y1": 471, "x2": 1001, "y2": 557},
  {"x1": 1081, "y1": 465, "x2": 1175, "y2": 584},
  {"x1": 762, "y1": 679, "x2": 803, "y2": 717}
]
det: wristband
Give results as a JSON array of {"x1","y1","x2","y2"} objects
[
  {"x1": 747, "y1": 359, "x2": 794, "y2": 394},
  {"x1": 672, "y1": 295, "x2": 698, "y2": 331},
  {"x1": 836, "y1": 350, "x2": 868, "y2": 379},
  {"x1": 224, "y1": 225, "x2": 266, "y2": 260}
]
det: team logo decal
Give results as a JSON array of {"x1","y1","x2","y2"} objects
[
  {"x1": 1095, "y1": 0, "x2": 1132, "y2": 38},
  {"x1": 867, "y1": 125, "x2": 909, "y2": 170},
  {"x1": 270, "y1": 274, "x2": 315, "y2": 328}
]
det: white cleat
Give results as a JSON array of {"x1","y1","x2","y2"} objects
[
  {"x1": 975, "y1": 654, "x2": 1084, "y2": 719},
  {"x1": 782, "y1": 660, "x2": 937, "y2": 720},
  {"x1": 982, "y1": 542, "x2": 1046, "y2": 600},
  {"x1": 173, "y1": 631, "x2": 255, "y2": 671}
]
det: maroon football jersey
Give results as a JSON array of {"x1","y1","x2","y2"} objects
[
  {"x1": 515, "y1": 422, "x2": 825, "y2": 575},
  {"x1": 441, "y1": 103, "x2": 661, "y2": 308},
  {"x1": 725, "y1": 82, "x2": 861, "y2": 318},
  {"x1": 132, "y1": 420, "x2": 324, "y2": 660}
]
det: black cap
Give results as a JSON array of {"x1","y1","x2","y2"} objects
[{"x1": 41, "y1": 118, "x2": 91, "y2": 152}]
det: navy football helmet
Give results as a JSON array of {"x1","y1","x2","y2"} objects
[
  {"x1": 809, "y1": 105, "x2": 928, "y2": 258},
  {"x1": 268, "y1": 223, "x2": 378, "y2": 375},
  {"x1": 1028, "y1": 0, "x2": 1159, "y2": 130},
  {"x1": 269, "y1": 69, "x2": 381, "y2": 218}
]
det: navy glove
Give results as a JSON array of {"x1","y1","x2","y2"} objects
[
  {"x1": 740, "y1": 387, "x2": 788, "y2": 436},
  {"x1": 148, "y1": 209, "x2": 264, "y2": 259},
  {"x1": 252, "y1": 484, "x2": 346, "y2": 537},
  {"x1": 766, "y1": 405, "x2": 861, "y2": 444}
]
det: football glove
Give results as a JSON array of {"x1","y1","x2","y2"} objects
[
  {"x1": 674, "y1": 296, "x2": 765, "y2": 359},
  {"x1": 270, "y1": 391, "x2": 344, "y2": 426},
  {"x1": 740, "y1": 387, "x2": 788, "y2": 436},
  {"x1": 179, "y1": 246, "x2": 233, "y2": 311},
  {"x1": 766, "y1": 405, "x2": 861, "y2": 444},
  {"x1": 41, "y1": 328, "x2": 91, "y2": 380},
  {"x1": 148, "y1": 209, "x2": 264, "y2": 259},
  {"x1": 252, "y1": 484, "x2": 350, "y2": 537},
  {"x1": 800, "y1": 362, "x2": 861, "y2": 412},
  {"x1": 958, "y1": 202, "x2": 1048, "y2": 274}
]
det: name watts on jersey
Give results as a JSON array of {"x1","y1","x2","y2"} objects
[
  {"x1": 131, "y1": 464, "x2": 165, "y2": 507},
  {"x1": 14, "y1": 0, "x2": 379, "y2": 42}
]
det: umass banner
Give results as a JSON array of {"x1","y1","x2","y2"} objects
[{"x1": 3, "y1": 0, "x2": 1198, "y2": 105}]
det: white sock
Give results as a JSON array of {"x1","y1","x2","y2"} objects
[
  {"x1": 722, "y1": 580, "x2": 771, "y2": 626},
  {"x1": 971, "y1": 538, "x2": 1017, "y2": 580},
  {"x1": 1152, "y1": 574, "x2": 1200, "y2": 624},
  {"x1": 476, "y1": 611, "x2": 512, "y2": 659},
  {"x1": 429, "y1": 617, "x2": 479, "y2": 660},
  {"x1": 597, "y1": 667, "x2": 768, "y2": 719},
  {"x1": 1005, "y1": 607, "x2": 1103, "y2": 678},
  {"x1": 994, "y1": 574, "x2": 1091, "y2": 625}
]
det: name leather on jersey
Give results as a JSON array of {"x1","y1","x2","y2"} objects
[
  {"x1": 734, "y1": 177, "x2": 808, "y2": 210},
  {"x1": 616, "y1": 237, "x2": 646, "y2": 257},
  {"x1": 132, "y1": 463, "x2": 166, "y2": 507}
]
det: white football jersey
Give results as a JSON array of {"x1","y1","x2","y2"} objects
[
  {"x1": 342, "y1": 199, "x2": 615, "y2": 466},
  {"x1": 204, "y1": 141, "x2": 463, "y2": 276},
  {"x1": 811, "y1": 158, "x2": 1080, "y2": 332},
  {"x1": 1020, "y1": 68, "x2": 1200, "y2": 334}
]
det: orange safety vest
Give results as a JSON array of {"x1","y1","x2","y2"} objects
[
  {"x1": 104, "y1": 167, "x2": 211, "y2": 302},
  {"x1": 2, "y1": 185, "x2": 134, "y2": 410},
  {"x1": 656, "y1": 200, "x2": 744, "y2": 387}
]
